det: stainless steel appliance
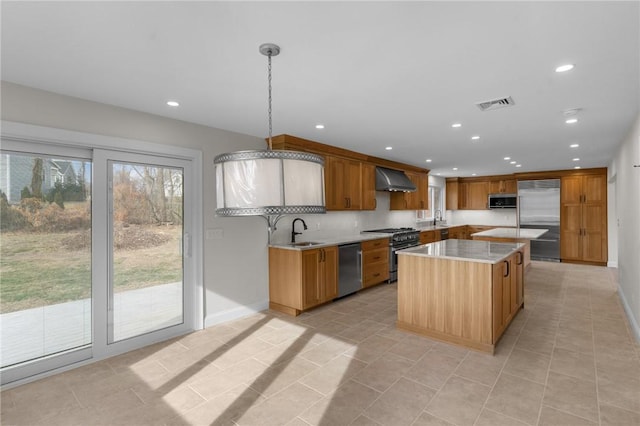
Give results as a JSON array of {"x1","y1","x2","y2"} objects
[
  {"x1": 488, "y1": 193, "x2": 517, "y2": 209},
  {"x1": 518, "y1": 179, "x2": 561, "y2": 261},
  {"x1": 337, "y1": 243, "x2": 362, "y2": 298},
  {"x1": 361, "y1": 228, "x2": 420, "y2": 282}
]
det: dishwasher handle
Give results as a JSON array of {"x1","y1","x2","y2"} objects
[{"x1": 357, "y1": 250, "x2": 362, "y2": 283}]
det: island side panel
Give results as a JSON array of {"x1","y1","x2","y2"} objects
[{"x1": 397, "y1": 255, "x2": 494, "y2": 352}]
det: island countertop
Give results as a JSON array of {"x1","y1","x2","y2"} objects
[
  {"x1": 470, "y1": 227, "x2": 548, "y2": 239},
  {"x1": 399, "y1": 239, "x2": 524, "y2": 264}
]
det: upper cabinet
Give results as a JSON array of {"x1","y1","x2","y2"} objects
[
  {"x1": 390, "y1": 171, "x2": 429, "y2": 210},
  {"x1": 446, "y1": 179, "x2": 459, "y2": 210},
  {"x1": 269, "y1": 134, "x2": 429, "y2": 212},
  {"x1": 324, "y1": 155, "x2": 362, "y2": 210},
  {"x1": 489, "y1": 179, "x2": 517, "y2": 194},
  {"x1": 361, "y1": 162, "x2": 377, "y2": 210}
]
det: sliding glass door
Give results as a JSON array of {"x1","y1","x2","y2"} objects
[
  {"x1": 108, "y1": 160, "x2": 186, "y2": 343},
  {"x1": 1, "y1": 139, "x2": 198, "y2": 385}
]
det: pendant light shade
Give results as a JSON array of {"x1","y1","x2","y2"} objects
[
  {"x1": 214, "y1": 150, "x2": 325, "y2": 216},
  {"x1": 214, "y1": 43, "x2": 326, "y2": 240}
]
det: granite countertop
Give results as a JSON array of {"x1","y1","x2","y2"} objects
[
  {"x1": 471, "y1": 227, "x2": 548, "y2": 239},
  {"x1": 269, "y1": 233, "x2": 390, "y2": 251},
  {"x1": 398, "y1": 239, "x2": 524, "y2": 264}
]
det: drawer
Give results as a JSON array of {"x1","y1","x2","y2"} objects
[
  {"x1": 361, "y1": 238, "x2": 389, "y2": 251},
  {"x1": 420, "y1": 231, "x2": 437, "y2": 244},
  {"x1": 362, "y1": 247, "x2": 388, "y2": 265},
  {"x1": 362, "y1": 262, "x2": 389, "y2": 287}
]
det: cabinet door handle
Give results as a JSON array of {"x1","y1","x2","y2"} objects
[
  {"x1": 503, "y1": 260, "x2": 510, "y2": 277},
  {"x1": 374, "y1": 199, "x2": 377, "y2": 209},
  {"x1": 373, "y1": 273, "x2": 380, "y2": 277},
  {"x1": 517, "y1": 252, "x2": 523, "y2": 265},
  {"x1": 344, "y1": 198, "x2": 349, "y2": 208}
]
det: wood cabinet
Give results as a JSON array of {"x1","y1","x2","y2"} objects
[
  {"x1": 325, "y1": 155, "x2": 362, "y2": 210},
  {"x1": 447, "y1": 226, "x2": 468, "y2": 240},
  {"x1": 489, "y1": 179, "x2": 517, "y2": 194},
  {"x1": 492, "y1": 250, "x2": 524, "y2": 340},
  {"x1": 446, "y1": 179, "x2": 459, "y2": 210},
  {"x1": 397, "y1": 247, "x2": 524, "y2": 353},
  {"x1": 451, "y1": 180, "x2": 489, "y2": 210},
  {"x1": 361, "y1": 162, "x2": 377, "y2": 210},
  {"x1": 269, "y1": 246, "x2": 338, "y2": 316},
  {"x1": 361, "y1": 238, "x2": 389, "y2": 288},
  {"x1": 419, "y1": 230, "x2": 438, "y2": 244},
  {"x1": 560, "y1": 173, "x2": 607, "y2": 264},
  {"x1": 390, "y1": 171, "x2": 429, "y2": 210}
]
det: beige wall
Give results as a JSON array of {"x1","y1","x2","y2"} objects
[
  {"x1": 1, "y1": 81, "x2": 271, "y2": 326},
  {"x1": 611, "y1": 112, "x2": 640, "y2": 341}
]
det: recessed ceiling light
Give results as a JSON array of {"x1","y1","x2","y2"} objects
[
  {"x1": 426, "y1": 159, "x2": 432, "y2": 163},
  {"x1": 574, "y1": 166, "x2": 581, "y2": 169},
  {"x1": 515, "y1": 164, "x2": 522, "y2": 168},
  {"x1": 472, "y1": 173, "x2": 477, "y2": 176},
  {"x1": 570, "y1": 144, "x2": 580, "y2": 148},
  {"x1": 510, "y1": 161, "x2": 517, "y2": 164},
  {"x1": 385, "y1": 146, "x2": 393, "y2": 150},
  {"x1": 555, "y1": 64, "x2": 575, "y2": 73},
  {"x1": 573, "y1": 158, "x2": 580, "y2": 161},
  {"x1": 452, "y1": 167, "x2": 458, "y2": 171},
  {"x1": 565, "y1": 118, "x2": 578, "y2": 124},
  {"x1": 471, "y1": 136, "x2": 480, "y2": 140},
  {"x1": 315, "y1": 124, "x2": 325, "y2": 129},
  {"x1": 451, "y1": 123, "x2": 462, "y2": 128},
  {"x1": 504, "y1": 157, "x2": 511, "y2": 160},
  {"x1": 436, "y1": 173, "x2": 441, "y2": 176},
  {"x1": 166, "y1": 101, "x2": 179, "y2": 107}
]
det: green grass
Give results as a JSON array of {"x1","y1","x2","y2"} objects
[{"x1": 0, "y1": 228, "x2": 182, "y2": 314}]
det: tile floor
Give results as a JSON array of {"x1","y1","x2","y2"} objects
[{"x1": 1, "y1": 261, "x2": 639, "y2": 426}]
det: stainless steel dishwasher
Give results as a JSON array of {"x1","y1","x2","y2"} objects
[{"x1": 337, "y1": 243, "x2": 362, "y2": 298}]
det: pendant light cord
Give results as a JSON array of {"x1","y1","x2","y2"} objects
[{"x1": 267, "y1": 50, "x2": 273, "y2": 150}]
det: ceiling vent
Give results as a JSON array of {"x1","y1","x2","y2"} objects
[{"x1": 475, "y1": 96, "x2": 515, "y2": 111}]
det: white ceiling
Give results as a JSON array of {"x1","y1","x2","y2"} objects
[{"x1": 2, "y1": 1, "x2": 638, "y2": 177}]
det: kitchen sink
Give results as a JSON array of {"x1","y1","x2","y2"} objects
[{"x1": 289, "y1": 241, "x2": 322, "y2": 247}]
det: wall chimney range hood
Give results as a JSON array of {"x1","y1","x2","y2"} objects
[{"x1": 375, "y1": 167, "x2": 417, "y2": 192}]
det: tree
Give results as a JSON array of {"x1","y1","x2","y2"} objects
[
  {"x1": 21, "y1": 186, "x2": 32, "y2": 200},
  {"x1": 31, "y1": 158, "x2": 44, "y2": 199}
]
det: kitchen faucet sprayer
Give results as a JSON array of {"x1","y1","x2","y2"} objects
[{"x1": 291, "y1": 218, "x2": 308, "y2": 243}]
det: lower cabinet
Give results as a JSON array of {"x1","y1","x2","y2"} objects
[
  {"x1": 361, "y1": 238, "x2": 389, "y2": 288},
  {"x1": 269, "y1": 246, "x2": 337, "y2": 316},
  {"x1": 492, "y1": 249, "x2": 524, "y2": 341},
  {"x1": 419, "y1": 230, "x2": 438, "y2": 244}
]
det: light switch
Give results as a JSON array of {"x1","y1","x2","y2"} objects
[{"x1": 206, "y1": 228, "x2": 224, "y2": 240}]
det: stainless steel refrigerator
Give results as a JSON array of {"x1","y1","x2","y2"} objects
[{"x1": 518, "y1": 179, "x2": 561, "y2": 261}]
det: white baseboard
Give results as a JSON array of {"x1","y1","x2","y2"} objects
[
  {"x1": 608, "y1": 260, "x2": 618, "y2": 268},
  {"x1": 618, "y1": 284, "x2": 640, "y2": 343},
  {"x1": 204, "y1": 299, "x2": 269, "y2": 328}
]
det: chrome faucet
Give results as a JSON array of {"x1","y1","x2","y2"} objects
[
  {"x1": 291, "y1": 218, "x2": 308, "y2": 243},
  {"x1": 433, "y1": 210, "x2": 442, "y2": 226}
]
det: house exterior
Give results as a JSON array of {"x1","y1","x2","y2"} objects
[{"x1": 0, "y1": 154, "x2": 78, "y2": 203}]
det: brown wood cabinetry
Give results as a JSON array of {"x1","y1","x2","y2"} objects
[
  {"x1": 397, "y1": 247, "x2": 524, "y2": 353},
  {"x1": 467, "y1": 181, "x2": 490, "y2": 210},
  {"x1": 489, "y1": 179, "x2": 517, "y2": 194},
  {"x1": 325, "y1": 155, "x2": 362, "y2": 210},
  {"x1": 361, "y1": 162, "x2": 377, "y2": 210},
  {"x1": 446, "y1": 179, "x2": 459, "y2": 210},
  {"x1": 390, "y1": 171, "x2": 429, "y2": 210},
  {"x1": 447, "y1": 226, "x2": 469, "y2": 240},
  {"x1": 361, "y1": 238, "x2": 389, "y2": 287},
  {"x1": 269, "y1": 246, "x2": 338, "y2": 316},
  {"x1": 419, "y1": 230, "x2": 439, "y2": 244},
  {"x1": 560, "y1": 173, "x2": 607, "y2": 264},
  {"x1": 492, "y1": 250, "x2": 524, "y2": 340}
]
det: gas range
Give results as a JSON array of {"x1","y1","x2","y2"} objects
[{"x1": 362, "y1": 227, "x2": 420, "y2": 247}]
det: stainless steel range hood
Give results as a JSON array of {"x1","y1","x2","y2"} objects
[{"x1": 375, "y1": 167, "x2": 417, "y2": 192}]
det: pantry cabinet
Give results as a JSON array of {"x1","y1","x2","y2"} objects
[{"x1": 560, "y1": 173, "x2": 607, "y2": 264}]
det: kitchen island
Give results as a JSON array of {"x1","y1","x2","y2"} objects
[
  {"x1": 397, "y1": 239, "x2": 525, "y2": 354},
  {"x1": 470, "y1": 227, "x2": 547, "y2": 269}
]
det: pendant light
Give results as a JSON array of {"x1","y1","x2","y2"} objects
[{"x1": 214, "y1": 43, "x2": 326, "y2": 242}]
